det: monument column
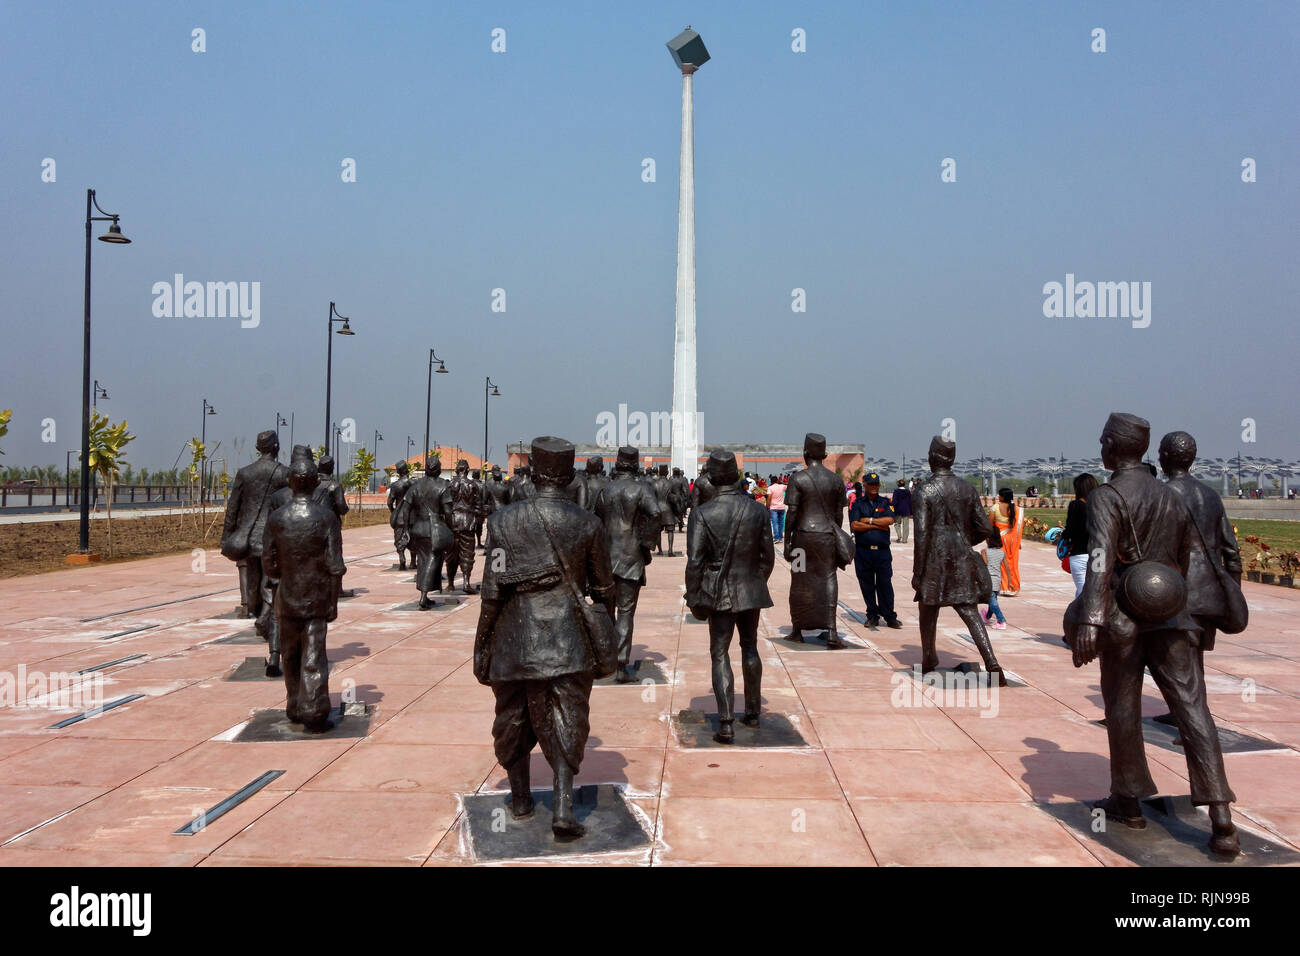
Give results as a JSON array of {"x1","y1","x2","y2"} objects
[{"x1": 667, "y1": 28, "x2": 709, "y2": 475}]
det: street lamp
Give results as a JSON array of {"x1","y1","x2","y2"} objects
[
  {"x1": 324, "y1": 301, "x2": 355, "y2": 450},
  {"x1": 373, "y1": 429, "x2": 384, "y2": 492},
  {"x1": 423, "y1": 348, "x2": 448, "y2": 468},
  {"x1": 275, "y1": 412, "x2": 289, "y2": 452},
  {"x1": 483, "y1": 376, "x2": 500, "y2": 495},
  {"x1": 77, "y1": 188, "x2": 131, "y2": 554},
  {"x1": 93, "y1": 380, "x2": 109, "y2": 407},
  {"x1": 200, "y1": 399, "x2": 216, "y2": 506}
]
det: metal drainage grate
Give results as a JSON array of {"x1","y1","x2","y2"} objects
[
  {"x1": 75, "y1": 653, "x2": 146, "y2": 674},
  {"x1": 46, "y1": 693, "x2": 146, "y2": 729},
  {"x1": 174, "y1": 770, "x2": 286, "y2": 836}
]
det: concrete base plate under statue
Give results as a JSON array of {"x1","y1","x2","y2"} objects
[
  {"x1": 463, "y1": 784, "x2": 649, "y2": 860},
  {"x1": 212, "y1": 629, "x2": 264, "y2": 645},
  {"x1": 225, "y1": 657, "x2": 279, "y2": 682},
  {"x1": 233, "y1": 703, "x2": 371, "y2": 742},
  {"x1": 1096, "y1": 716, "x2": 1283, "y2": 755},
  {"x1": 391, "y1": 598, "x2": 462, "y2": 611},
  {"x1": 210, "y1": 608, "x2": 250, "y2": 620},
  {"x1": 772, "y1": 629, "x2": 865, "y2": 651},
  {"x1": 673, "y1": 710, "x2": 809, "y2": 748},
  {"x1": 1044, "y1": 795, "x2": 1300, "y2": 867},
  {"x1": 594, "y1": 659, "x2": 668, "y2": 686}
]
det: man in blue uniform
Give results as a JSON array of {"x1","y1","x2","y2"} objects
[{"x1": 849, "y1": 473, "x2": 901, "y2": 628}]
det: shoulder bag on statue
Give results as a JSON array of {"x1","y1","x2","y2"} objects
[
  {"x1": 810, "y1": 482, "x2": 853, "y2": 569},
  {"x1": 532, "y1": 500, "x2": 619, "y2": 678},
  {"x1": 220, "y1": 463, "x2": 285, "y2": 561},
  {"x1": 694, "y1": 506, "x2": 743, "y2": 617},
  {"x1": 1187, "y1": 510, "x2": 1249, "y2": 634}
]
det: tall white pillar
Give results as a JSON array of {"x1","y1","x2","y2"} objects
[{"x1": 671, "y1": 66, "x2": 699, "y2": 475}]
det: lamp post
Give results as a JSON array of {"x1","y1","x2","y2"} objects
[
  {"x1": 275, "y1": 412, "x2": 288, "y2": 451},
  {"x1": 200, "y1": 399, "x2": 216, "y2": 506},
  {"x1": 78, "y1": 189, "x2": 131, "y2": 553},
  {"x1": 483, "y1": 377, "x2": 500, "y2": 511},
  {"x1": 423, "y1": 348, "x2": 448, "y2": 466},
  {"x1": 667, "y1": 27, "x2": 709, "y2": 475},
  {"x1": 373, "y1": 429, "x2": 384, "y2": 492},
  {"x1": 93, "y1": 380, "x2": 109, "y2": 407},
  {"x1": 324, "y1": 301, "x2": 354, "y2": 450}
]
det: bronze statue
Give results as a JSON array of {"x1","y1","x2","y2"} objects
[
  {"x1": 686, "y1": 451, "x2": 775, "y2": 743},
  {"x1": 474, "y1": 436, "x2": 615, "y2": 839},
  {"x1": 1158, "y1": 431, "x2": 1246, "y2": 685},
  {"x1": 483, "y1": 464, "x2": 510, "y2": 526},
  {"x1": 1070, "y1": 414, "x2": 1238, "y2": 856},
  {"x1": 651, "y1": 463, "x2": 676, "y2": 555},
  {"x1": 668, "y1": 466, "x2": 691, "y2": 532},
  {"x1": 583, "y1": 456, "x2": 608, "y2": 514},
  {"x1": 507, "y1": 465, "x2": 537, "y2": 504},
  {"x1": 911, "y1": 436, "x2": 1005, "y2": 683},
  {"x1": 592, "y1": 446, "x2": 662, "y2": 683},
  {"x1": 692, "y1": 467, "x2": 717, "y2": 507},
  {"x1": 261, "y1": 446, "x2": 346, "y2": 733},
  {"x1": 387, "y1": 461, "x2": 413, "y2": 569},
  {"x1": 220, "y1": 430, "x2": 288, "y2": 642},
  {"x1": 394, "y1": 457, "x2": 454, "y2": 609},
  {"x1": 783, "y1": 433, "x2": 849, "y2": 647},
  {"x1": 448, "y1": 459, "x2": 482, "y2": 594},
  {"x1": 312, "y1": 455, "x2": 349, "y2": 517}
]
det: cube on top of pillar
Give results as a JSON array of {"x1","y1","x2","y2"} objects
[{"x1": 667, "y1": 27, "x2": 709, "y2": 72}]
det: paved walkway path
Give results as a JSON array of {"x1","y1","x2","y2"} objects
[{"x1": 0, "y1": 526, "x2": 1296, "y2": 865}]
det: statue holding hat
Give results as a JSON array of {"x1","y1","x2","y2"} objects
[
  {"x1": 261, "y1": 445, "x2": 346, "y2": 733},
  {"x1": 911, "y1": 435, "x2": 1005, "y2": 683},
  {"x1": 591, "y1": 446, "x2": 663, "y2": 683},
  {"x1": 783, "y1": 433, "x2": 850, "y2": 647},
  {"x1": 394, "y1": 457, "x2": 455, "y2": 609},
  {"x1": 685, "y1": 450, "x2": 775, "y2": 743},
  {"x1": 474, "y1": 436, "x2": 616, "y2": 839},
  {"x1": 220, "y1": 429, "x2": 288, "y2": 640},
  {"x1": 1068, "y1": 413, "x2": 1239, "y2": 857}
]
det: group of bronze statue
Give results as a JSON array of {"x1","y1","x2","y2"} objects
[{"x1": 221, "y1": 414, "x2": 1248, "y2": 856}]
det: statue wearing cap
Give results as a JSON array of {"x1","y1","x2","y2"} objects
[
  {"x1": 1068, "y1": 413, "x2": 1239, "y2": 856},
  {"x1": 582, "y1": 456, "x2": 608, "y2": 514},
  {"x1": 911, "y1": 435, "x2": 1004, "y2": 681},
  {"x1": 474, "y1": 436, "x2": 615, "y2": 838},
  {"x1": 783, "y1": 433, "x2": 850, "y2": 646},
  {"x1": 483, "y1": 464, "x2": 510, "y2": 524},
  {"x1": 447, "y1": 459, "x2": 482, "y2": 594},
  {"x1": 650, "y1": 463, "x2": 677, "y2": 556},
  {"x1": 261, "y1": 445, "x2": 346, "y2": 733},
  {"x1": 591, "y1": 446, "x2": 664, "y2": 683},
  {"x1": 386, "y1": 461, "x2": 413, "y2": 570},
  {"x1": 506, "y1": 465, "x2": 536, "y2": 504},
  {"x1": 221, "y1": 430, "x2": 289, "y2": 638},
  {"x1": 685, "y1": 451, "x2": 775, "y2": 743},
  {"x1": 393, "y1": 457, "x2": 455, "y2": 609},
  {"x1": 312, "y1": 455, "x2": 349, "y2": 519}
]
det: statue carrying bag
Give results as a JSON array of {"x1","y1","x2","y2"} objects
[
  {"x1": 809, "y1": 484, "x2": 854, "y2": 569},
  {"x1": 532, "y1": 500, "x2": 619, "y2": 679},
  {"x1": 1107, "y1": 484, "x2": 1188, "y2": 626},
  {"x1": 1187, "y1": 510, "x2": 1249, "y2": 635},
  {"x1": 694, "y1": 507, "x2": 743, "y2": 617},
  {"x1": 220, "y1": 463, "x2": 285, "y2": 561}
]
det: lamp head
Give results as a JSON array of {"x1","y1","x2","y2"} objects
[
  {"x1": 98, "y1": 220, "x2": 131, "y2": 244},
  {"x1": 336, "y1": 319, "x2": 354, "y2": 335}
]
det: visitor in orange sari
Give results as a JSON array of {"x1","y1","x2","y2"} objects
[{"x1": 990, "y1": 487, "x2": 1023, "y2": 595}]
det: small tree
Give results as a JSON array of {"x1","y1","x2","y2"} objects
[
  {"x1": 0, "y1": 409, "x2": 11, "y2": 456},
  {"x1": 85, "y1": 411, "x2": 136, "y2": 556},
  {"x1": 347, "y1": 448, "x2": 376, "y2": 512}
]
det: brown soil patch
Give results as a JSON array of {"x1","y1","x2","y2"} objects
[{"x1": 0, "y1": 506, "x2": 393, "y2": 579}]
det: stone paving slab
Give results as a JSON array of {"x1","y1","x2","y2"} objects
[{"x1": 0, "y1": 525, "x2": 1296, "y2": 865}]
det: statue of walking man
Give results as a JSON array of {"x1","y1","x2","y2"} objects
[
  {"x1": 911, "y1": 436, "x2": 1006, "y2": 684},
  {"x1": 221, "y1": 430, "x2": 288, "y2": 640},
  {"x1": 262, "y1": 446, "x2": 346, "y2": 733},
  {"x1": 448, "y1": 459, "x2": 482, "y2": 594},
  {"x1": 686, "y1": 451, "x2": 775, "y2": 743},
  {"x1": 474, "y1": 437, "x2": 615, "y2": 839},
  {"x1": 394, "y1": 457, "x2": 454, "y2": 609},
  {"x1": 1070, "y1": 414, "x2": 1238, "y2": 856},
  {"x1": 784, "y1": 433, "x2": 848, "y2": 647},
  {"x1": 387, "y1": 460, "x2": 413, "y2": 570}
]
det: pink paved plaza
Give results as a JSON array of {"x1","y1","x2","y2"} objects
[{"x1": 0, "y1": 525, "x2": 1297, "y2": 866}]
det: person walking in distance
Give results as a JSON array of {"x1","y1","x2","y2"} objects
[
  {"x1": 1064, "y1": 473, "x2": 1098, "y2": 598},
  {"x1": 892, "y1": 478, "x2": 912, "y2": 543},
  {"x1": 686, "y1": 451, "x2": 775, "y2": 744},
  {"x1": 767, "y1": 474, "x2": 787, "y2": 542}
]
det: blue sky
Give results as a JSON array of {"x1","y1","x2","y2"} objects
[{"x1": 2, "y1": 1, "x2": 1297, "y2": 474}]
